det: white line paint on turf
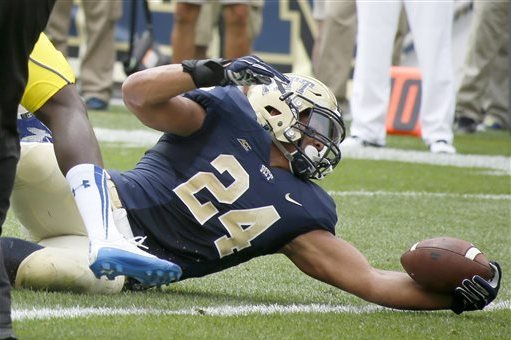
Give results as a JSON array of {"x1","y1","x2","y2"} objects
[
  {"x1": 12, "y1": 300, "x2": 510, "y2": 321},
  {"x1": 329, "y1": 191, "x2": 511, "y2": 201},
  {"x1": 94, "y1": 128, "x2": 162, "y2": 147},
  {"x1": 11, "y1": 304, "x2": 381, "y2": 321},
  {"x1": 340, "y1": 147, "x2": 511, "y2": 173},
  {"x1": 94, "y1": 128, "x2": 511, "y2": 173}
]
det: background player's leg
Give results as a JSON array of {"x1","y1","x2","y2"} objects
[{"x1": 0, "y1": 1, "x2": 56, "y2": 337}]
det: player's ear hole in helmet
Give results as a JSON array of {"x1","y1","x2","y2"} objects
[{"x1": 247, "y1": 74, "x2": 346, "y2": 180}]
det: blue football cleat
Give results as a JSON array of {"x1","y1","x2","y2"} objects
[{"x1": 89, "y1": 238, "x2": 182, "y2": 286}]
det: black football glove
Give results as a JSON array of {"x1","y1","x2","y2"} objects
[
  {"x1": 181, "y1": 55, "x2": 289, "y2": 88},
  {"x1": 451, "y1": 261, "x2": 502, "y2": 314}
]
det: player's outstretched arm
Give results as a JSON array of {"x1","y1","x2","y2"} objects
[{"x1": 281, "y1": 230, "x2": 453, "y2": 311}]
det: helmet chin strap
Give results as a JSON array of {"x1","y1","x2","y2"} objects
[
  {"x1": 270, "y1": 135, "x2": 314, "y2": 179},
  {"x1": 270, "y1": 134, "x2": 295, "y2": 164}
]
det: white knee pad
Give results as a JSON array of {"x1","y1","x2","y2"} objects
[
  {"x1": 14, "y1": 142, "x2": 58, "y2": 186},
  {"x1": 11, "y1": 143, "x2": 87, "y2": 241},
  {"x1": 16, "y1": 236, "x2": 124, "y2": 294}
]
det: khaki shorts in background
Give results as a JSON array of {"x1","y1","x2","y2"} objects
[
  {"x1": 193, "y1": 0, "x2": 264, "y2": 47},
  {"x1": 177, "y1": 0, "x2": 261, "y2": 4}
]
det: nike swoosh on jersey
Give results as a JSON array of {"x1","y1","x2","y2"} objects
[{"x1": 285, "y1": 193, "x2": 302, "y2": 206}]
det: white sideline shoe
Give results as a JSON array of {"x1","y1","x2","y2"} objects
[
  {"x1": 89, "y1": 237, "x2": 182, "y2": 286},
  {"x1": 341, "y1": 136, "x2": 384, "y2": 148},
  {"x1": 429, "y1": 140, "x2": 456, "y2": 154}
]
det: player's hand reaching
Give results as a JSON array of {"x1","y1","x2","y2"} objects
[
  {"x1": 181, "y1": 55, "x2": 289, "y2": 88},
  {"x1": 223, "y1": 55, "x2": 289, "y2": 86},
  {"x1": 451, "y1": 261, "x2": 502, "y2": 314}
]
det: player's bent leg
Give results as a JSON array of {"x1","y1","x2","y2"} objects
[
  {"x1": 19, "y1": 236, "x2": 124, "y2": 294},
  {"x1": 13, "y1": 142, "x2": 182, "y2": 287},
  {"x1": 87, "y1": 181, "x2": 183, "y2": 287},
  {"x1": 11, "y1": 142, "x2": 87, "y2": 241}
]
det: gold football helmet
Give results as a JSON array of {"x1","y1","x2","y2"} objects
[{"x1": 247, "y1": 74, "x2": 345, "y2": 180}]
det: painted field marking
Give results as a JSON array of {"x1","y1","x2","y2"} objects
[
  {"x1": 94, "y1": 127, "x2": 161, "y2": 147},
  {"x1": 93, "y1": 128, "x2": 511, "y2": 173},
  {"x1": 12, "y1": 300, "x2": 510, "y2": 321},
  {"x1": 340, "y1": 146, "x2": 510, "y2": 173},
  {"x1": 329, "y1": 191, "x2": 511, "y2": 201}
]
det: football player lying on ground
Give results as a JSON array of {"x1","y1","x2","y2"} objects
[
  {"x1": 1, "y1": 56, "x2": 501, "y2": 314},
  {"x1": 17, "y1": 32, "x2": 181, "y2": 287}
]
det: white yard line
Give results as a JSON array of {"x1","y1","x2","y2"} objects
[
  {"x1": 329, "y1": 191, "x2": 511, "y2": 201},
  {"x1": 94, "y1": 127, "x2": 162, "y2": 147},
  {"x1": 341, "y1": 147, "x2": 511, "y2": 173},
  {"x1": 94, "y1": 128, "x2": 511, "y2": 173},
  {"x1": 12, "y1": 300, "x2": 511, "y2": 321}
]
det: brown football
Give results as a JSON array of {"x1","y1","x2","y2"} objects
[{"x1": 400, "y1": 237, "x2": 493, "y2": 293}]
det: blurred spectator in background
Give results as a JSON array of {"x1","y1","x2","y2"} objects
[
  {"x1": 193, "y1": 1, "x2": 264, "y2": 59},
  {"x1": 171, "y1": 0, "x2": 260, "y2": 63},
  {"x1": 45, "y1": 0, "x2": 122, "y2": 111},
  {"x1": 345, "y1": 1, "x2": 456, "y2": 154},
  {"x1": 455, "y1": 1, "x2": 510, "y2": 133},
  {"x1": 312, "y1": 0, "x2": 408, "y2": 115}
]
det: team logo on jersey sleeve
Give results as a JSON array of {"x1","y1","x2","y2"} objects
[{"x1": 236, "y1": 138, "x2": 252, "y2": 152}]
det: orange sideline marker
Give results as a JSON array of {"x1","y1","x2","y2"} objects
[{"x1": 386, "y1": 66, "x2": 422, "y2": 136}]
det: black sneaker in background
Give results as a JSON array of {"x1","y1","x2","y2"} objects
[{"x1": 455, "y1": 116, "x2": 478, "y2": 134}]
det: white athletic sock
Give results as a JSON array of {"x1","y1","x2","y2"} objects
[{"x1": 66, "y1": 164, "x2": 124, "y2": 243}]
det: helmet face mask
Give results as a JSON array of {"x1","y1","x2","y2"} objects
[{"x1": 247, "y1": 74, "x2": 346, "y2": 180}]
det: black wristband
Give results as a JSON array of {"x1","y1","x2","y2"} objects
[{"x1": 181, "y1": 59, "x2": 229, "y2": 88}]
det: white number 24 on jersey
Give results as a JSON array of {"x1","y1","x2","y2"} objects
[{"x1": 173, "y1": 154, "x2": 280, "y2": 258}]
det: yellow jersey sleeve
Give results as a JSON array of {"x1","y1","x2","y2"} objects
[{"x1": 20, "y1": 33, "x2": 76, "y2": 113}]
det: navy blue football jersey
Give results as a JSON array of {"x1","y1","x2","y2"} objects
[{"x1": 109, "y1": 86, "x2": 337, "y2": 279}]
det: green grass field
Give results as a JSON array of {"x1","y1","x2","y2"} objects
[{"x1": 4, "y1": 106, "x2": 511, "y2": 339}]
